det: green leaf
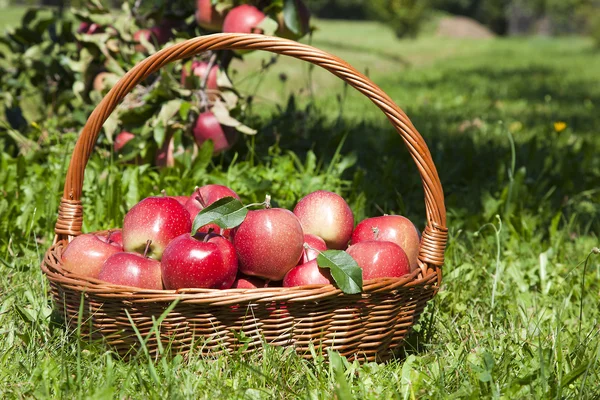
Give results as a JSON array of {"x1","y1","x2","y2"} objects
[
  {"x1": 256, "y1": 17, "x2": 279, "y2": 36},
  {"x1": 191, "y1": 197, "x2": 247, "y2": 232},
  {"x1": 283, "y1": 0, "x2": 302, "y2": 35},
  {"x1": 317, "y1": 250, "x2": 363, "y2": 294}
]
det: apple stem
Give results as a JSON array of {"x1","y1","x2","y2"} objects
[
  {"x1": 195, "y1": 188, "x2": 207, "y2": 208},
  {"x1": 372, "y1": 227, "x2": 380, "y2": 240},
  {"x1": 143, "y1": 240, "x2": 152, "y2": 258},
  {"x1": 107, "y1": 230, "x2": 115, "y2": 243},
  {"x1": 264, "y1": 194, "x2": 271, "y2": 209},
  {"x1": 161, "y1": 189, "x2": 167, "y2": 197}
]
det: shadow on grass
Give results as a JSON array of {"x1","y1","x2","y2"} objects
[{"x1": 237, "y1": 64, "x2": 600, "y2": 237}]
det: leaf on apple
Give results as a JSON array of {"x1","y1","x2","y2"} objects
[
  {"x1": 192, "y1": 197, "x2": 248, "y2": 232},
  {"x1": 317, "y1": 251, "x2": 363, "y2": 294}
]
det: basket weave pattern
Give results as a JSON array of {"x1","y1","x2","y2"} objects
[{"x1": 41, "y1": 34, "x2": 447, "y2": 362}]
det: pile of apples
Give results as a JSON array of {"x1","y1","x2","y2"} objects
[{"x1": 61, "y1": 185, "x2": 421, "y2": 291}]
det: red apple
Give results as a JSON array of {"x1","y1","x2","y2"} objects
[
  {"x1": 222, "y1": 5, "x2": 265, "y2": 34},
  {"x1": 150, "y1": 25, "x2": 172, "y2": 45},
  {"x1": 184, "y1": 184, "x2": 240, "y2": 221},
  {"x1": 346, "y1": 241, "x2": 410, "y2": 280},
  {"x1": 283, "y1": 259, "x2": 333, "y2": 287},
  {"x1": 181, "y1": 61, "x2": 218, "y2": 91},
  {"x1": 78, "y1": 22, "x2": 104, "y2": 35},
  {"x1": 61, "y1": 233, "x2": 122, "y2": 278},
  {"x1": 233, "y1": 208, "x2": 304, "y2": 280},
  {"x1": 113, "y1": 131, "x2": 135, "y2": 152},
  {"x1": 122, "y1": 196, "x2": 192, "y2": 260},
  {"x1": 351, "y1": 215, "x2": 421, "y2": 272},
  {"x1": 133, "y1": 29, "x2": 153, "y2": 52},
  {"x1": 161, "y1": 233, "x2": 238, "y2": 289},
  {"x1": 196, "y1": 0, "x2": 226, "y2": 31},
  {"x1": 293, "y1": 190, "x2": 354, "y2": 250},
  {"x1": 299, "y1": 233, "x2": 327, "y2": 265},
  {"x1": 98, "y1": 252, "x2": 162, "y2": 289},
  {"x1": 171, "y1": 196, "x2": 189, "y2": 206},
  {"x1": 100, "y1": 229, "x2": 123, "y2": 248},
  {"x1": 193, "y1": 112, "x2": 237, "y2": 154},
  {"x1": 276, "y1": 0, "x2": 311, "y2": 40},
  {"x1": 231, "y1": 275, "x2": 268, "y2": 289}
]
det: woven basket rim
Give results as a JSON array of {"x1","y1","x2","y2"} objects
[{"x1": 43, "y1": 237, "x2": 435, "y2": 303}]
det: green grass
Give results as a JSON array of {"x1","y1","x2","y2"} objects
[{"x1": 1, "y1": 15, "x2": 600, "y2": 399}]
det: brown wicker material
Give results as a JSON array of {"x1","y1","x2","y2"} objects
[{"x1": 41, "y1": 34, "x2": 447, "y2": 362}]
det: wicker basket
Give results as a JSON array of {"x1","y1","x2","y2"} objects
[{"x1": 41, "y1": 34, "x2": 448, "y2": 362}]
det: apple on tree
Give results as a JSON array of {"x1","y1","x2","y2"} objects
[
  {"x1": 351, "y1": 215, "x2": 421, "y2": 271},
  {"x1": 192, "y1": 112, "x2": 238, "y2": 154},
  {"x1": 181, "y1": 61, "x2": 219, "y2": 91},
  {"x1": 293, "y1": 190, "x2": 354, "y2": 250},
  {"x1": 161, "y1": 232, "x2": 238, "y2": 290},
  {"x1": 222, "y1": 4, "x2": 266, "y2": 34},
  {"x1": 196, "y1": 0, "x2": 226, "y2": 32},
  {"x1": 122, "y1": 196, "x2": 192, "y2": 260}
]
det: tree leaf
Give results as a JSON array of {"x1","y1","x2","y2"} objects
[
  {"x1": 283, "y1": 0, "x2": 302, "y2": 35},
  {"x1": 317, "y1": 250, "x2": 363, "y2": 294},
  {"x1": 155, "y1": 99, "x2": 183, "y2": 129},
  {"x1": 192, "y1": 197, "x2": 247, "y2": 232},
  {"x1": 256, "y1": 17, "x2": 279, "y2": 36}
]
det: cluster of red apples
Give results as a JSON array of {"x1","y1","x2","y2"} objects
[{"x1": 62, "y1": 185, "x2": 421, "y2": 292}]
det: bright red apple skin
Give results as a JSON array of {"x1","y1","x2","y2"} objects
[
  {"x1": 351, "y1": 215, "x2": 421, "y2": 271},
  {"x1": 222, "y1": 5, "x2": 266, "y2": 34},
  {"x1": 122, "y1": 197, "x2": 192, "y2": 260},
  {"x1": 193, "y1": 112, "x2": 237, "y2": 154},
  {"x1": 170, "y1": 196, "x2": 189, "y2": 206},
  {"x1": 99, "y1": 230, "x2": 123, "y2": 248},
  {"x1": 161, "y1": 233, "x2": 238, "y2": 289},
  {"x1": 185, "y1": 184, "x2": 240, "y2": 221},
  {"x1": 299, "y1": 233, "x2": 327, "y2": 265},
  {"x1": 231, "y1": 275, "x2": 268, "y2": 289},
  {"x1": 233, "y1": 208, "x2": 304, "y2": 281},
  {"x1": 113, "y1": 131, "x2": 135, "y2": 152},
  {"x1": 283, "y1": 259, "x2": 333, "y2": 287},
  {"x1": 98, "y1": 252, "x2": 162, "y2": 289},
  {"x1": 181, "y1": 61, "x2": 218, "y2": 90},
  {"x1": 62, "y1": 234, "x2": 122, "y2": 278},
  {"x1": 293, "y1": 190, "x2": 354, "y2": 250},
  {"x1": 196, "y1": 0, "x2": 226, "y2": 31},
  {"x1": 346, "y1": 241, "x2": 410, "y2": 280}
]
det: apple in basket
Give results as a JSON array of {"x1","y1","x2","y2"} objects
[
  {"x1": 98, "y1": 247, "x2": 162, "y2": 290},
  {"x1": 161, "y1": 232, "x2": 238, "y2": 289},
  {"x1": 283, "y1": 259, "x2": 333, "y2": 287},
  {"x1": 298, "y1": 233, "x2": 327, "y2": 265},
  {"x1": 346, "y1": 241, "x2": 410, "y2": 280},
  {"x1": 61, "y1": 233, "x2": 122, "y2": 278},
  {"x1": 233, "y1": 207, "x2": 304, "y2": 281},
  {"x1": 351, "y1": 215, "x2": 421, "y2": 272},
  {"x1": 122, "y1": 196, "x2": 192, "y2": 260},
  {"x1": 231, "y1": 275, "x2": 269, "y2": 289},
  {"x1": 293, "y1": 190, "x2": 354, "y2": 250},
  {"x1": 185, "y1": 184, "x2": 240, "y2": 237}
]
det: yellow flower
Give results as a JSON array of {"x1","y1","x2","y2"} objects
[{"x1": 554, "y1": 121, "x2": 567, "y2": 132}]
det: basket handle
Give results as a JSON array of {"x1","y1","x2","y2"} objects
[{"x1": 55, "y1": 33, "x2": 447, "y2": 269}]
